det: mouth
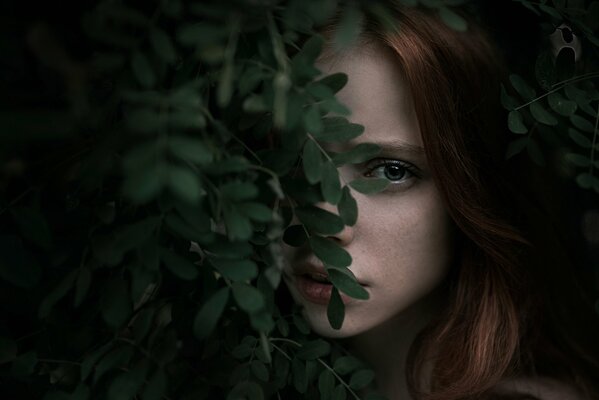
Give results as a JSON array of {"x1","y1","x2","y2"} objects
[{"x1": 289, "y1": 264, "x2": 366, "y2": 305}]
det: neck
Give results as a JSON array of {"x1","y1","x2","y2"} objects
[{"x1": 342, "y1": 290, "x2": 445, "y2": 400}]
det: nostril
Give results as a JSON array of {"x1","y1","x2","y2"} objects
[{"x1": 561, "y1": 27, "x2": 573, "y2": 43}]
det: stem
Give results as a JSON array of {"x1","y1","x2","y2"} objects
[
  {"x1": 515, "y1": 73, "x2": 599, "y2": 111},
  {"x1": 306, "y1": 134, "x2": 350, "y2": 187}
]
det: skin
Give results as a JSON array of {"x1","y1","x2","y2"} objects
[{"x1": 282, "y1": 40, "x2": 454, "y2": 397}]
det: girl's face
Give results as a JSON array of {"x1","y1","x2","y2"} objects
[{"x1": 282, "y1": 41, "x2": 454, "y2": 338}]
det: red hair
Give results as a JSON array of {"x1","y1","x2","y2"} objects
[{"x1": 326, "y1": 4, "x2": 599, "y2": 399}]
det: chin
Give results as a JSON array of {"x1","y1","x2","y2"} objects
[{"x1": 301, "y1": 302, "x2": 379, "y2": 339}]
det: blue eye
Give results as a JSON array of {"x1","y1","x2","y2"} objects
[{"x1": 364, "y1": 159, "x2": 418, "y2": 183}]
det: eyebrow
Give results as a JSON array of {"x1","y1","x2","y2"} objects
[{"x1": 363, "y1": 139, "x2": 426, "y2": 158}]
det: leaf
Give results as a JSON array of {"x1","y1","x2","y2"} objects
[
  {"x1": 309, "y1": 236, "x2": 352, "y2": 268},
  {"x1": 508, "y1": 110, "x2": 528, "y2": 134},
  {"x1": 232, "y1": 282, "x2": 265, "y2": 312},
  {"x1": 530, "y1": 102, "x2": 558, "y2": 125},
  {"x1": 327, "y1": 267, "x2": 369, "y2": 300},
  {"x1": 122, "y1": 162, "x2": 166, "y2": 204},
  {"x1": 327, "y1": 287, "x2": 345, "y2": 330},
  {"x1": 332, "y1": 143, "x2": 381, "y2": 165},
  {"x1": 349, "y1": 369, "x2": 375, "y2": 390},
  {"x1": 0, "y1": 336, "x2": 17, "y2": 364},
  {"x1": 333, "y1": 1, "x2": 363, "y2": 50},
  {"x1": 548, "y1": 92, "x2": 577, "y2": 116},
  {"x1": 160, "y1": 248, "x2": 199, "y2": 280},
  {"x1": 81, "y1": 343, "x2": 113, "y2": 381},
  {"x1": 227, "y1": 381, "x2": 264, "y2": 400},
  {"x1": 500, "y1": 84, "x2": 519, "y2": 110},
  {"x1": 509, "y1": 74, "x2": 535, "y2": 101},
  {"x1": 167, "y1": 165, "x2": 205, "y2": 204},
  {"x1": 217, "y1": 62, "x2": 234, "y2": 107},
  {"x1": 313, "y1": 117, "x2": 365, "y2": 142},
  {"x1": 101, "y1": 279, "x2": 132, "y2": 328},
  {"x1": 349, "y1": 178, "x2": 389, "y2": 194},
  {"x1": 569, "y1": 128, "x2": 592, "y2": 148},
  {"x1": 93, "y1": 347, "x2": 135, "y2": 384},
  {"x1": 74, "y1": 266, "x2": 92, "y2": 307},
  {"x1": 131, "y1": 51, "x2": 156, "y2": 88},
  {"x1": 333, "y1": 385, "x2": 347, "y2": 400},
  {"x1": 570, "y1": 114, "x2": 595, "y2": 132},
  {"x1": 223, "y1": 206, "x2": 253, "y2": 241},
  {"x1": 296, "y1": 339, "x2": 331, "y2": 360},
  {"x1": 438, "y1": 7, "x2": 467, "y2": 31},
  {"x1": 220, "y1": 181, "x2": 259, "y2": 201},
  {"x1": 238, "y1": 202, "x2": 272, "y2": 223},
  {"x1": 539, "y1": 4, "x2": 562, "y2": 19},
  {"x1": 337, "y1": 186, "x2": 358, "y2": 226},
  {"x1": 315, "y1": 73, "x2": 348, "y2": 94},
  {"x1": 319, "y1": 369, "x2": 336, "y2": 400},
  {"x1": 10, "y1": 351, "x2": 37, "y2": 377},
  {"x1": 250, "y1": 360, "x2": 269, "y2": 382},
  {"x1": 168, "y1": 136, "x2": 212, "y2": 164},
  {"x1": 0, "y1": 235, "x2": 41, "y2": 288},
  {"x1": 193, "y1": 287, "x2": 230, "y2": 339},
  {"x1": 564, "y1": 153, "x2": 590, "y2": 167},
  {"x1": 211, "y1": 259, "x2": 258, "y2": 281},
  {"x1": 141, "y1": 369, "x2": 167, "y2": 400},
  {"x1": 39, "y1": 270, "x2": 77, "y2": 318},
  {"x1": 321, "y1": 162, "x2": 342, "y2": 205},
  {"x1": 576, "y1": 172, "x2": 598, "y2": 189},
  {"x1": 303, "y1": 139, "x2": 323, "y2": 184},
  {"x1": 295, "y1": 206, "x2": 344, "y2": 235},
  {"x1": 333, "y1": 356, "x2": 362, "y2": 375},
  {"x1": 505, "y1": 137, "x2": 529, "y2": 159},
  {"x1": 11, "y1": 207, "x2": 52, "y2": 250},
  {"x1": 149, "y1": 28, "x2": 177, "y2": 63}
]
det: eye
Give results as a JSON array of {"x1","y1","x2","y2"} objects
[{"x1": 364, "y1": 159, "x2": 419, "y2": 184}]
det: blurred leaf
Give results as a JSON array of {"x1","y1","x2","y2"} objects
[
  {"x1": 508, "y1": 110, "x2": 528, "y2": 134},
  {"x1": 303, "y1": 139, "x2": 323, "y2": 184},
  {"x1": 321, "y1": 162, "x2": 342, "y2": 205},
  {"x1": 338, "y1": 186, "x2": 358, "y2": 226},
  {"x1": 11, "y1": 207, "x2": 52, "y2": 250},
  {"x1": 296, "y1": 339, "x2": 331, "y2": 360},
  {"x1": 168, "y1": 165, "x2": 205, "y2": 204},
  {"x1": 313, "y1": 117, "x2": 365, "y2": 142},
  {"x1": 334, "y1": 356, "x2": 362, "y2": 375},
  {"x1": 283, "y1": 225, "x2": 308, "y2": 247},
  {"x1": 565, "y1": 153, "x2": 590, "y2": 167},
  {"x1": 141, "y1": 368, "x2": 167, "y2": 400},
  {"x1": 168, "y1": 136, "x2": 212, "y2": 164},
  {"x1": 10, "y1": 351, "x2": 37, "y2": 377},
  {"x1": 220, "y1": 181, "x2": 259, "y2": 202},
  {"x1": 211, "y1": 258, "x2": 258, "y2": 281},
  {"x1": 334, "y1": 1, "x2": 363, "y2": 50},
  {"x1": 315, "y1": 72, "x2": 348, "y2": 94},
  {"x1": 506, "y1": 137, "x2": 529, "y2": 159},
  {"x1": 349, "y1": 178, "x2": 389, "y2": 194},
  {"x1": 327, "y1": 287, "x2": 345, "y2": 330},
  {"x1": 500, "y1": 84, "x2": 519, "y2": 110},
  {"x1": 530, "y1": 102, "x2": 558, "y2": 125},
  {"x1": 309, "y1": 236, "x2": 352, "y2": 268},
  {"x1": 576, "y1": 172, "x2": 599, "y2": 189},
  {"x1": 224, "y1": 206, "x2": 254, "y2": 241},
  {"x1": 101, "y1": 278, "x2": 132, "y2": 328},
  {"x1": 131, "y1": 51, "x2": 156, "y2": 88},
  {"x1": 327, "y1": 267, "x2": 369, "y2": 300},
  {"x1": 510, "y1": 74, "x2": 536, "y2": 101},
  {"x1": 39, "y1": 270, "x2": 77, "y2": 318},
  {"x1": 332, "y1": 143, "x2": 381, "y2": 165},
  {"x1": 333, "y1": 385, "x2": 347, "y2": 400},
  {"x1": 193, "y1": 287, "x2": 229, "y2": 339},
  {"x1": 569, "y1": 128, "x2": 592, "y2": 148},
  {"x1": 548, "y1": 92, "x2": 577, "y2": 116},
  {"x1": 218, "y1": 63, "x2": 235, "y2": 107},
  {"x1": 74, "y1": 266, "x2": 92, "y2": 307},
  {"x1": 232, "y1": 282, "x2": 265, "y2": 312},
  {"x1": 438, "y1": 7, "x2": 467, "y2": 31},
  {"x1": 570, "y1": 114, "x2": 595, "y2": 132},
  {"x1": 251, "y1": 360, "x2": 269, "y2": 382},
  {"x1": 295, "y1": 206, "x2": 344, "y2": 235},
  {"x1": 238, "y1": 202, "x2": 273, "y2": 222},
  {"x1": 0, "y1": 235, "x2": 41, "y2": 288},
  {"x1": 133, "y1": 308, "x2": 155, "y2": 342},
  {"x1": 160, "y1": 248, "x2": 199, "y2": 280},
  {"x1": 150, "y1": 28, "x2": 177, "y2": 63},
  {"x1": 349, "y1": 369, "x2": 375, "y2": 390}
]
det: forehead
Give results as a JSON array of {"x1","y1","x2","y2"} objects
[{"x1": 315, "y1": 41, "x2": 423, "y2": 150}]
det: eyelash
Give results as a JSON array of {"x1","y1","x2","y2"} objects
[{"x1": 363, "y1": 159, "x2": 420, "y2": 186}]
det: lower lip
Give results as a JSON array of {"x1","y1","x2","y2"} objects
[{"x1": 295, "y1": 275, "x2": 356, "y2": 305}]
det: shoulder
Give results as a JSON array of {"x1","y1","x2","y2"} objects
[{"x1": 493, "y1": 376, "x2": 588, "y2": 400}]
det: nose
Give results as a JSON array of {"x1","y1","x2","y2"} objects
[{"x1": 316, "y1": 201, "x2": 355, "y2": 246}]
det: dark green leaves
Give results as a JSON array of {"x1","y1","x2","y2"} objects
[
  {"x1": 510, "y1": 74, "x2": 536, "y2": 101},
  {"x1": 438, "y1": 7, "x2": 467, "y2": 32},
  {"x1": 295, "y1": 206, "x2": 344, "y2": 235},
  {"x1": 311, "y1": 117, "x2": 364, "y2": 142},
  {"x1": 327, "y1": 267, "x2": 369, "y2": 300},
  {"x1": 327, "y1": 287, "x2": 345, "y2": 330},
  {"x1": 193, "y1": 287, "x2": 230, "y2": 339},
  {"x1": 321, "y1": 162, "x2": 342, "y2": 204},
  {"x1": 349, "y1": 178, "x2": 389, "y2": 194},
  {"x1": 303, "y1": 139, "x2": 323, "y2": 184},
  {"x1": 508, "y1": 110, "x2": 528, "y2": 134},
  {"x1": 309, "y1": 236, "x2": 352, "y2": 268},
  {"x1": 232, "y1": 282, "x2": 265, "y2": 313},
  {"x1": 296, "y1": 339, "x2": 331, "y2": 360},
  {"x1": 338, "y1": 187, "x2": 358, "y2": 226}
]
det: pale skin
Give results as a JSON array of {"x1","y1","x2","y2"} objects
[{"x1": 282, "y1": 40, "x2": 585, "y2": 399}]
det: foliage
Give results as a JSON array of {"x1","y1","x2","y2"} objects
[{"x1": 0, "y1": 0, "x2": 597, "y2": 399}]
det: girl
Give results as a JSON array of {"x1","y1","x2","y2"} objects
[{"x1": 282, "y1": 3, "x2": 599, "y2": 399}]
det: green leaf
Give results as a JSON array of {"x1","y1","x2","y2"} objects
[
  {"x1": 548, "y1": 92, "x2": 577, "y2": 116},
  {"x1": 315, "y1": 73, "x2": 348, "y2": 94},
  {"x1": 500, "y1": 84, "x2": 519, "y2": 110},
  {"x1": 0, "y1": 336, "x2": 17, "y2": 364},
  {"x1": 332, "y1": 143, "x2": 381, "y2": 165},
  {"x1": 349, "y1": 369, "x2": 375, "y2": 390},
  {"x1": 321, "y1": 162, "x2": 342, "y2": 205},
  {"x1": 539, "y1": 4, "x2": 562, "y2": 19},
  {"x1": 217, "y1": 62, "x2": 234, "y2": 107},
  {"x1": 327, "y1": 267, "x2": 369, "y2": 300},
  {"x1": 149, "y1": 28, "x2": 177, "y2": 63},
  {"x1": 160, "y1": 248, "x2": 199, "y2": 280},
  {"x1": 349, "y1": 178, "x2": 389, "y2": 194},
  {"x1": 168, "y1": 136, "x2": 212, "y2": 164},
  {"x1": 333, "y1": 356, "x2": 362, "y2": 375},
  {"x1": 220, "y1": 181, "x2": 259, "y2": 201},
  {"x1": 509, "y1": 74, "x2": 536, "y2": 101},
  {"x1": 508, "y1": 110, "x2": 528, "y2": 134},
  {"x1": 292, "y1": 357, "x2": 308, "y2": 393},
  {"x1": 71, "y1": 383, "x2": 90, "y2": 400},
  {"x1": 131, "y1": 51, "x2": 156, "y2": 88},
  {"x1": 122, "y1": 162, "x2": 166, "y2": 204},
  {"x1": 232, "y1": 282, "x2": 265, "y2": 312},
  {"x1": 81, "y1": 343, "x2": 113, "y2": 381},
  {"x1": 564, "y1": 153, "x2": 590, "y2": 167},
  {"x1": 505, "y1": 137, "x2": 529, "y2": 159},
  {"x1": 141, "y1": 368, "x2": 167, "y2": 400},
  {"x1": 11, "y1": 207, "x2": 52, "y2": 250},
  {"x1": 39, "y1": 270, "x2": 77, "y2": 318},
  {"x1": 438, "y1": 7, "x2": 467, "y2": 31},
  {"x1": 327, "y1": 287, "x2": 345, "y2": 330},
  {"x1": 223, "y1": 206, "x2": 253, "y2": 241},
  {"x1": 338, "y1": 186, "x2": 358, "y2": 226},
  {"x1": 333, "y1": 385, "x2": 347, "y2": 400},
  {"x1": 334, "y1": 1, "x2": 363, "y2": 50},
  {"x1": 227, "y1": 381, "x2": 264, "y2": 400},
  {"x1": 530, "y1": 102, "x2": 558, "y2": 125},
  {"x1": 570, "y1": 114, "x2": 595, "y2": 132},
  {"x1": 304, "y1": 106, "x2": 324, "y2": 136},
  {"x1": 296, "y1": 339, "x2": 331, "y2": 360},
  {"x1": 303, "y1": 139, "x2": 323, "y2": 184},
  {"x1": 211, "y1": 259, "x2": 258, "y2": 281},
  {"x1": 0, "y1": 235, "x2": 41, "y2": 288},
  {"x1": 251, "y1": 360, "x2": 269, "y2": 382},
  {"x1": 74, "y1": 266, "x2": 92, "y2": 307},
  {"x1": 243, "y1": 95, "x2": 268, "y2": 113},
  {"x1": 319, "y1": 369, "x2": 336, "y2": 400},
  {"x1": 569, "y1": 128, "x2": 592, "y2": 148},
  {"x1": 101, "y1": 278, "x2": 132, "y2": 328},
  {"x1": 576, "y1": 172, "x2": 598, "y2": 189},
  {"x1": 238, "y1": 202, "x2": 273, "y2": 223},
  {"x1": 313, "y1": 117, "x2": 365, "y2": 142},
  {"x1": 167, "y1": 166, "x2": 204, "y2": 204},
  {"x1": 296, "y1": 206, "x2": 344, "y2": 235},
  {"x1": 309, "y1": 236, "x2": 352, "y2": 268},
  {"x1": 10, "y1": 351, "x2": 37, "y2": 377},
  {"x1": 193, "y1": 287, "x2": 229, "y2": 339}
]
